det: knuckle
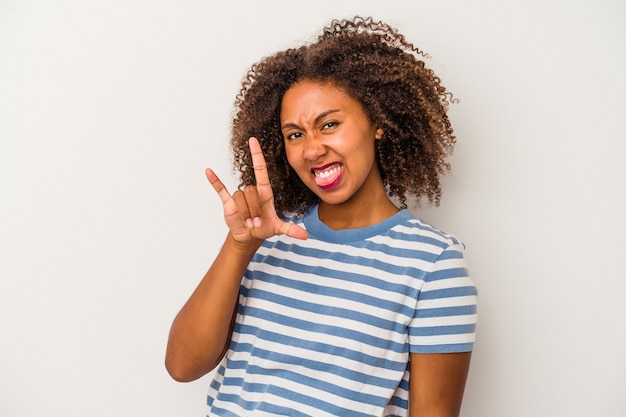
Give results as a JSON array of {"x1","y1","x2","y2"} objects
[{"x1": 243, "y1": 185, "x2": 257, "y2": 195}]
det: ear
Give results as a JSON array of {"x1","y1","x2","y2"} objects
[{"x1": 375, "y1": 128, "x2": 384, "y2": 140}]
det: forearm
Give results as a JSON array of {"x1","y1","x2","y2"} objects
[{"x1": 165, "y1": 233, "x2": 262, "y2": 382}]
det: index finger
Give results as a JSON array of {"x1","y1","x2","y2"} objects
[{"x1": 248, "y1": 137, "x2": 271, "y2": 189}]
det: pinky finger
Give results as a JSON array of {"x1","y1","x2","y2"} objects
[{"x1": 205, "y1": 168, "x2": 232, "y2": 204}]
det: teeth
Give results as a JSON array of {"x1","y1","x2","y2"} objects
[{"x1": 315, "y1": 165, "x2": 340, "y2": 178}]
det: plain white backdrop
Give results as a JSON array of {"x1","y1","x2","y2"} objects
[{"x1": 1, "y1": 0, "x2": 624, "y2": 416}]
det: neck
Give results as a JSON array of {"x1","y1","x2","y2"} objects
[{"x1": 318, "y1": 192, "x2": 399, "y2": 231}]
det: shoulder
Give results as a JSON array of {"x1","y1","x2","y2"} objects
[
  {"x1": 369, "y1": 210, "x2": 465, "y2": 254},
  {"x1": 397, "y1": 214, "x2": 462, "y2": 244}
]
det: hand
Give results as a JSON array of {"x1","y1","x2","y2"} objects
[{"x1": 206, "y1": 137, "x2": 309, "y2": 245}]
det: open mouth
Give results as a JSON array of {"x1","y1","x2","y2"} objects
[{"x1": 312, "y1": 163, "x2": 344, "y2": 188}]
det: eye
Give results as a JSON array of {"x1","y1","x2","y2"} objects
[
  {"x1": 322, "y1": 121, "x2": 339, "y2": 130},
  {"x1": 286, "y1": 131, "x2": 304, "y2": 140}
]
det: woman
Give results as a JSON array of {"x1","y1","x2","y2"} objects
[{"x1": 166, "y1": 16, "x2": 478, "y2": 417}]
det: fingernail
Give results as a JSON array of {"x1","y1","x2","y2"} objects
[
  {"x1": 245, "y1": 218, "x2": 253, "y2": 228},
  {"x1": 252, "y1": 217, "x2": 262, "y2": 227}
]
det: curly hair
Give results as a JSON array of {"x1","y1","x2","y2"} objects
[{"x1": 231, "y1": 16, "x2": 457, "y2": 215}]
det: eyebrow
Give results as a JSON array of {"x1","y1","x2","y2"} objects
[{"x1": 281, "y1": 109, "x2": 341, "y2": 131}]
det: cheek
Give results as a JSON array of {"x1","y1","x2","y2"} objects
[{"x1": 284, "y1": 146, "x2": 299, "y2": 169}]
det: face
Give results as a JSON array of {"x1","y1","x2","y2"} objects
[{"x1": 280, "y1": 80, "x2": 384, "y2": 208}]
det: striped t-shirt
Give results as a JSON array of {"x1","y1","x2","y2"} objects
[{"x1": 207, "y1": 204, "x2": 477, "y2": 416}]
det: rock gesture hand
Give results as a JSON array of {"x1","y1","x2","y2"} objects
[{"x1": 206, "y1": 137, "x2": 309, "y2": 245}]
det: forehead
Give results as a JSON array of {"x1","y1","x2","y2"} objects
[{"x1": 280, "y1": 80, "x2": 361, "y2": 121}]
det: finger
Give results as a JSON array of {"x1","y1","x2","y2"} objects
[
  {"x1": 276, "y1": 220, "x2": 309, "y2": 240},
  {"x1": 248, "y1": 137, "x2": 271, "y2": 190},
  {"x1": 243, "y1": 186, "x2": 262, "y2": 226},
  {"x1": 205, "y1": 168, "x2": 232, "y2": 204},
  {"x1": 231, "y1": 190, "x2": 253, "y2": 227}
]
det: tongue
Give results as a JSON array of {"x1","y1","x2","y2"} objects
[{"x1": 314, "y1": 168, "x2": 342, "y2": 187}]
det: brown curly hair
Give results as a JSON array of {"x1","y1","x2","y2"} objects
[{"x1": 231, "y1": 16, "x2": 457, "y2": 215}]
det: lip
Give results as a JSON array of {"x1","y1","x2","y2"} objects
[
  {"x1": 318, "y1": 173, "x2": 343, "y2": 190},
  {"x1": 311, "y1": 162, "x2": 340, "y2": 173},
  {"x1": 311, "y1": 162, "x2": 344, "y2": 190}
]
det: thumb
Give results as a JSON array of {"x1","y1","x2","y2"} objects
[{"x1": 276, "y1": 220, "x2": 309, "y2": 240}]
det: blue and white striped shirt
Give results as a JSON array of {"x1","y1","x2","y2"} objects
[{"x1": 207, "y1": 205, "x2": 477, "y2": 416}]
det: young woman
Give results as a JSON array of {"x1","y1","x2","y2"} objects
[{"x1": 166, "y1": 16, "x2": 478, "y2": 417}]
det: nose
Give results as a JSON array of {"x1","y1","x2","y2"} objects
[{"x1": 302, "y1": 134, "x2": 326, "y2": 161}]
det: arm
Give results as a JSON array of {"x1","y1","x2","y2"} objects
[
  {"x1": 165, "y1": 137, "x2": 308, "y2": 382},
  {"x1": 164, "y1": 233, "x2": 261, "y2": 382},
  {"x1": 409, "y1": 352, "x2": 472, "y2": 417}
]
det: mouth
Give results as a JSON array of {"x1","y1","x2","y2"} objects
[{"x1": 312, "y1": 163, "x2": 344, "y2": 189}]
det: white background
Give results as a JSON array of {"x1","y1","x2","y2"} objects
[{"x1": 1, "y1": 1, "x2": 624, "y2": 416}]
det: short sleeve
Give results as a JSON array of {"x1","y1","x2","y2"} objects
[{"x1": 408, "y1": 243, "x2": 478, "y2": 353}]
